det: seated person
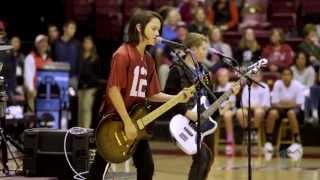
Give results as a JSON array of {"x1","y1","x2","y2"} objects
[
  {"x1": 264, "y1": 68, "x2": 305, "y2": 161},
  {"x1": 215, "y1": 68, "x2": 238, "y2": 156},
  {"x1": 236, "y1": 72, "x2": 271, "y2": 142},
  {"x1": 207, "y1": 0, "x2": 239, "y2": 31},
  {"x1": 262, "y1": 28, "x2": 294, "y2": 72},
  {"x1": 235, "y1": 28, "x2": 261, "y2": 68},
  {"x1": 298, "y1": 24, "x2": 320, "y2": 70},
  {"x1": 188, "y1": 7, "x2": 210, "y2": 36}
]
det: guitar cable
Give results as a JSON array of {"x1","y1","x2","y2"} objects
[
  {"x1": 64, "y1": 127, "x2": 90, "y2": 180},
  {"x1": 64, "y1": 127, "x2": 116, "y2": 180}
]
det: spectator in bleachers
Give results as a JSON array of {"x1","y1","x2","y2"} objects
[
  {"x1": 53, "y1": 20, "x2": 80, "y2": 89},
  {"x1": 10, "y1": 36, "x2": 25, "y2": 94},
  {"x1": 236, "y1": 72, "x2": 270, "y2": 142},
  {"x1": 298, "y1": 24, "x2": 320, "y2": 69},
  {"x1": 215, "y1": 68, "x2": 237, "y2": 156},
  {"x1": 207, "y1": 0, "x2": 239, "y2": 31},
  {"x1": 78, "y1": 36, "x2": 102, "y2": 128},
  {"x1": 48, "y1": 24, "x2": 60, "y2": 45},
  {"x1": 0, "y1": 21, "x2": 16, "y2": 100},
  {"x1": 188, "y1": 7, "x2": 210, "y2": 36},
  {"x1": 264, "y1": 68, "x2": 304, "y2": 161},
  {"x1": 179, "y1": 0, "x2": 202, "y2": 24},
  {"x1": 0, "y1": 20, "x2": 8, "y2": 44},
  {"x1": 156, "y1": 6, "x2": 179, "y2": 87},
  {"x1": 24, "y1": 35, "x2": 52, "y2": 112},
  {"x1": 161, "y1": 7, "x2": 181, "y2": 42},
  {"x1": 262, "y1": 28, "x2": 294, "y2": 72},
  {"x1": 159, "y1": 21, "x2": 189, "y2": 90},
  {"x1": 291, "y1": 51, "x2": 315, "y2": 88},
  {"x1": 238, "y1": 0, "x2": 269, "y2": 30},
  {"x1": 206, "y1": 26, "x2": 233, "y2": 72},
  {"x1": 236, "y1": 28, "x2": 261, "y2": 67},
  {"x1": 292, "y1": 51, "x2": 317, "y2": 124}
]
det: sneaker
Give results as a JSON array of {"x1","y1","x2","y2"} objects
[
  {"x1": 226, "y1": 143, "x2": 235, "y2": 156},
  {"x1": 287, "y1": 143, "x2": 303, "y2": 161},
  {"x1": 263, "y1": 142, "x2": 274, "y2": 161}
]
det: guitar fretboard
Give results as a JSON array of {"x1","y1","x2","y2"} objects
[
  {"x1": 201, "y1": 81, "x2": 240, "y2": 119},
  {"x1": 138, "y1": 85, "x2": 196, "y2": 129}
]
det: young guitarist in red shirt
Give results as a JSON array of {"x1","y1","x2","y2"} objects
[{"x1": 89, "y1": 10, "x2": 192, "y2": 180}]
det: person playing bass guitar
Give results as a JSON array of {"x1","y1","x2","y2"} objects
[{"x1": 164, "y1": 32, "x2": 217, "y2": 180}]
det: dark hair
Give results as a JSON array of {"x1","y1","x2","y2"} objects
[
  {"x1": 63, "y1": 19, "x2": 76, "y2": 28},
  {"x1": 281, "y1": 67, "x2": 293, "y2": 76},
  {"x1": 82, "y1": 36, "x2": 98, "y2": 62},
  {"x1": 294, "y1": 51, "x2": 310, "y2": 67},
  {"x1": 127, "y1": 10, "x2": 163, "y2": 45}
]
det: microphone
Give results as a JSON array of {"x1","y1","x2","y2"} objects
[
  {"x1": 156, "y1": 37, "x2": 187, "y2": 49},
  {"x1": 207, "y1": 47, "x2": 236, "y2": 66}
]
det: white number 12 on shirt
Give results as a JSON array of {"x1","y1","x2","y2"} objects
[{"x1": 130, "y1": 66, "x2": 147, "y2": 98}]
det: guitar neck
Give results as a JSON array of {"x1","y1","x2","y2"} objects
[
  {"x1": 201, "y1": 81, "x2": 240, "y2": 119},
  {"x1": 137, "y1": 85, "x2": 195, "y2": 129}
]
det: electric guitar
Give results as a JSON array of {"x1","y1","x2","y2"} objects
[
  {"x1": 169, "y1": 58, "x2": 268, "y2": 155},
  {"x1": 95, "y1": 85, "x2": 196, "y2": 163}
]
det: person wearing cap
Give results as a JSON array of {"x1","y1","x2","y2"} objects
[{"x1": 24, "y1": 34, "x2": 52, "y2": 112}]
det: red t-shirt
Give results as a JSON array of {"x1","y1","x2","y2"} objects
[{"x1": 104, "y1": 43, "x2": 161, "y2": 114}]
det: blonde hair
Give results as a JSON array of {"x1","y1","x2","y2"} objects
[
  {"x1": 239, "y1": 29, "x2": 260, "y2": 51},
  {"x1": 183, "y1": 32, "x2": 208, "y2": 49}
]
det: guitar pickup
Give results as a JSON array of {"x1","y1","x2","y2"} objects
[
  {"x1": 183, "y1": 127, "x2": 194, "y2": 137},
  {"x1": 179, "y1": 133, "x2": 188, "y2": 142}
]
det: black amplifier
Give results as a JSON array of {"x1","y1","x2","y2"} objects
[{"x1": 23, "y1": 128, "x2": 95, "y2": 179}]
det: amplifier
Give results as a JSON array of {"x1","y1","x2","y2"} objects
[{"x1": 23, "y1": 128, "x2": 96, "y2": 179}]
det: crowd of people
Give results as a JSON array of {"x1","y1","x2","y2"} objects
[
  {"x1": 0, "y1": 20, "x2": 105, "y2": 130},
  {"x1": 0, "y1": 0, "x2": 320, "y2": 165}
]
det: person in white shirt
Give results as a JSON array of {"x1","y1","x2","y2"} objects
[
  {"x1": 291, "y1": 51, "x2": 316, "y2": 88},
  {"x1": 24, "y1": 34, "x2": 52, "y2": 112},
  {"x1": 264, "y1": 68, "x2": 305, "y2": 161},
  {"x1": 236, "y1": 72, "x2": 271, "y2": 142},
  {"x1": 215, "y1": 68, "x2": 238, "y2": 156}
]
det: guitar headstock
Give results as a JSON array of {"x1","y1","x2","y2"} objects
[{"x1": 246, "y1": 58, "x2": 268, "y2": 75}]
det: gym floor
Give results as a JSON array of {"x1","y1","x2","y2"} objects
[{"x1": 1, "y1": 141, "x2": 320, "y2": 180}]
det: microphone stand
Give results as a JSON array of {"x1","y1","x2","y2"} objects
[
  {"x1": 167, "y1": 47, "x2": 217, "y2": 178},
  {"x1": 219, "y1": 55, "x2": 265, "y2": 180},
  {"x1": 186, "y1": 49, "x2": 207, "y2": 178}
]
